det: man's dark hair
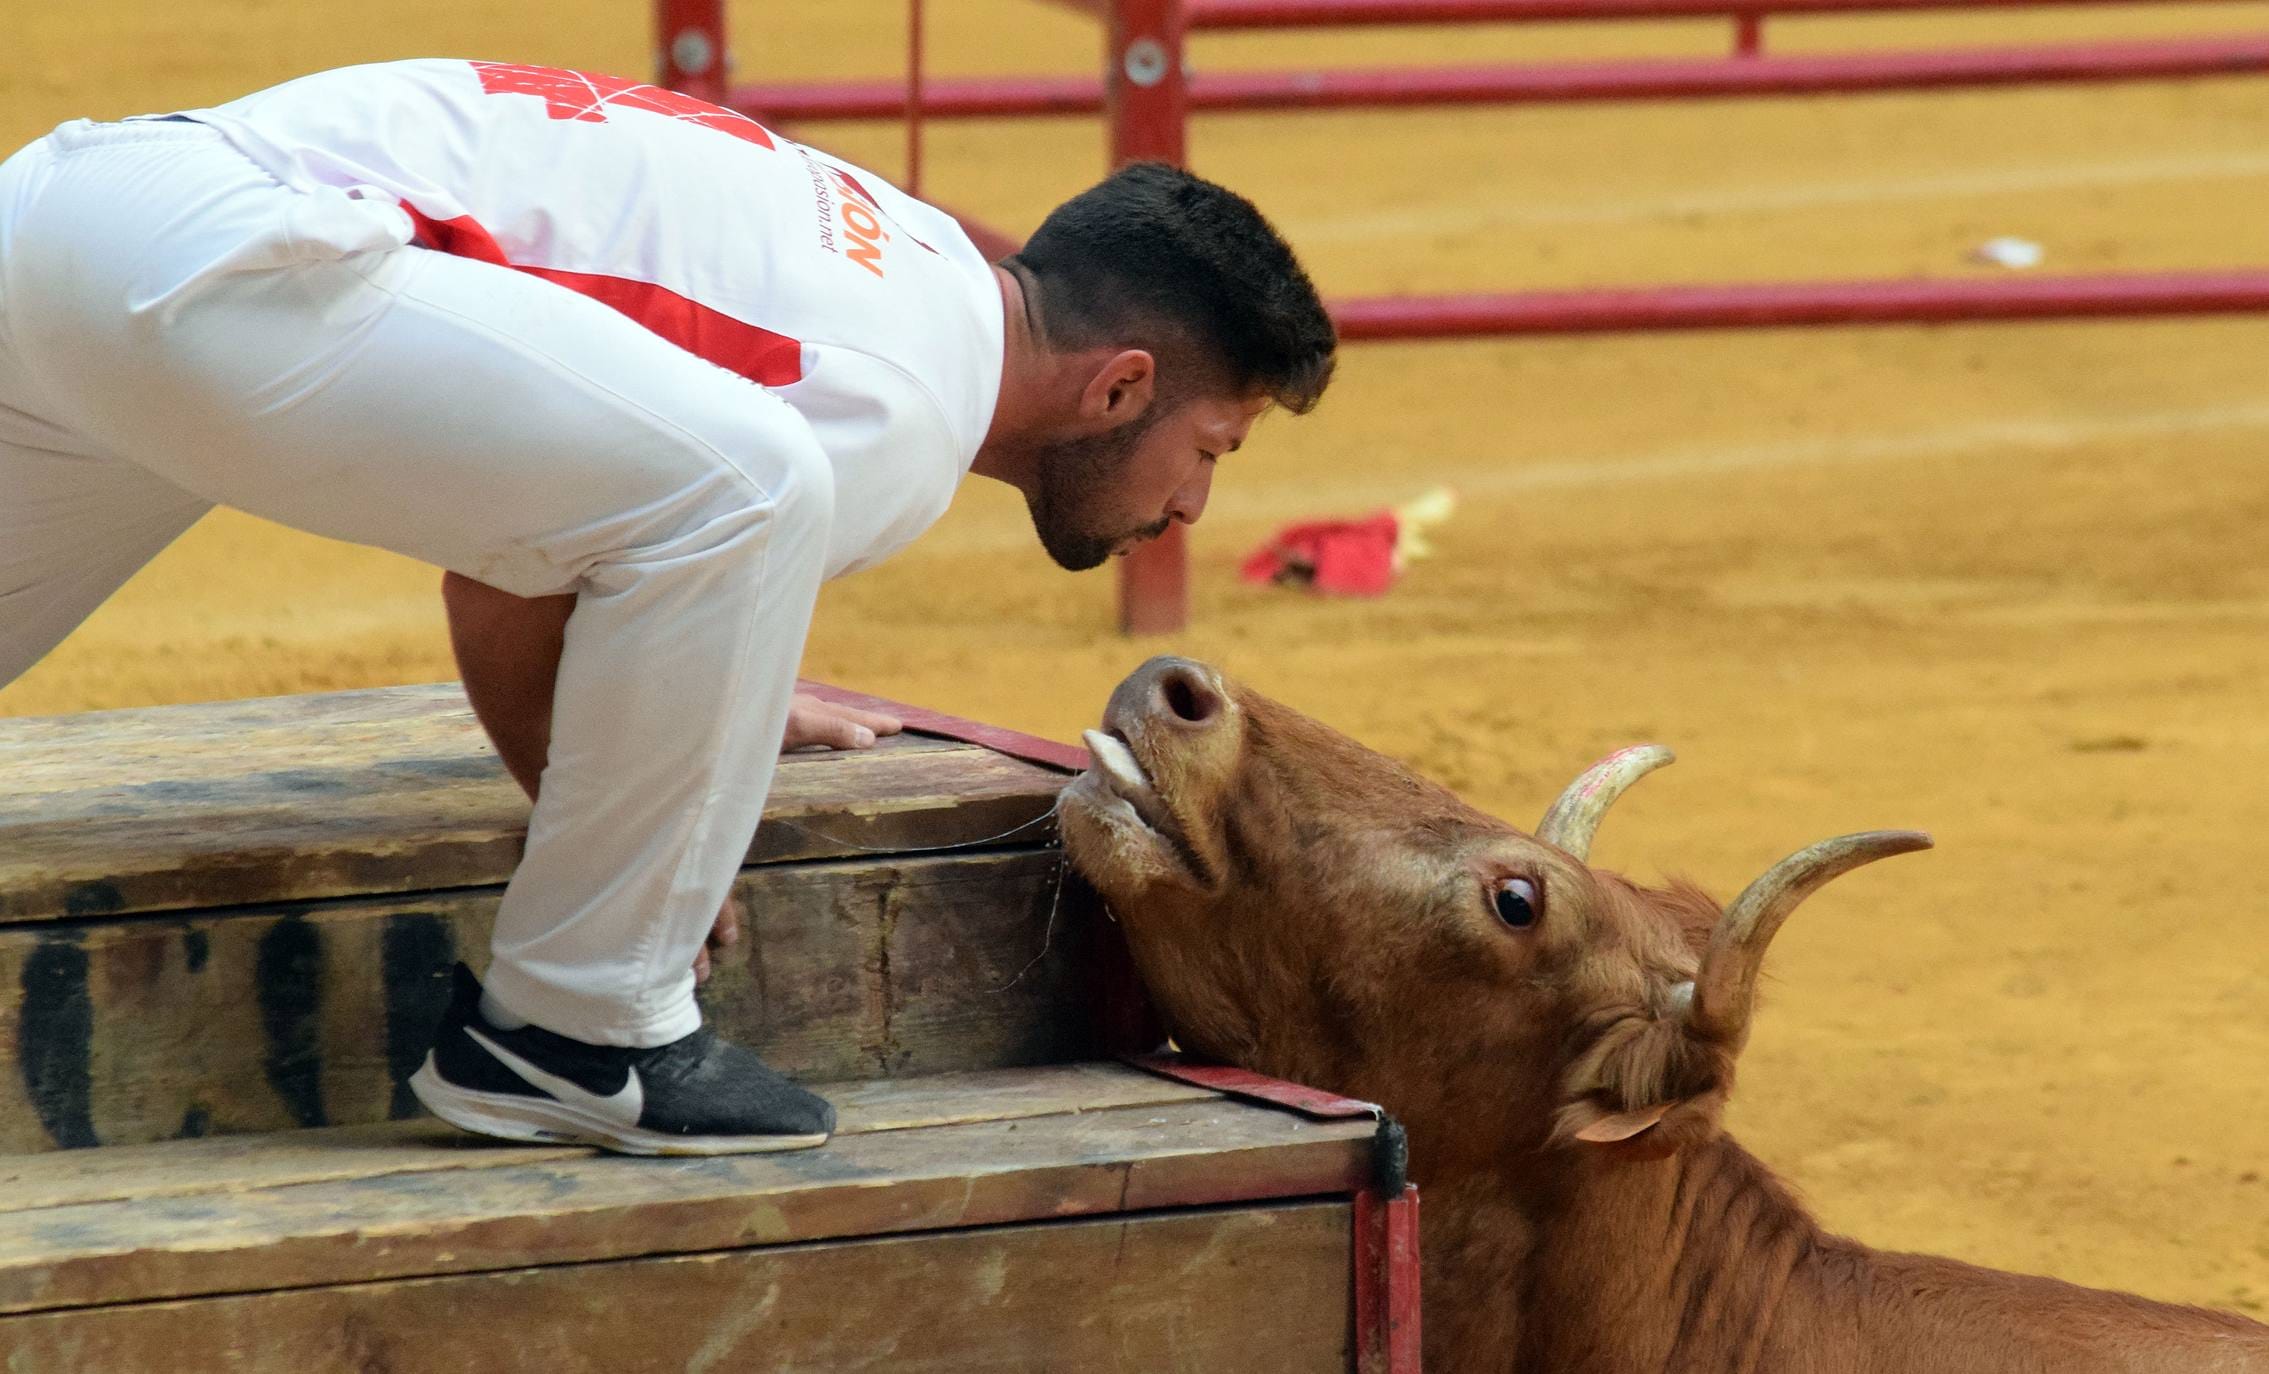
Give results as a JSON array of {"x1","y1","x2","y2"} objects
[{"x1": 1007, "y1": 163, "x2": 1336, "y2": 414}]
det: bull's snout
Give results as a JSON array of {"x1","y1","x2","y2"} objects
[{"x1": 1107, "y1": 656, "x2": 1227, "y2": 736}]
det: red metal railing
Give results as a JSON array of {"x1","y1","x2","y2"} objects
[
  {"x1": 1186, "y1": 0, "x2": 2266, "y2": 24},
  {"x1": 660, "y1": 0, "x2": 2269, "y2": 635},
  {"x1": 728, "y1": 35, "x2": 2269, "y2": 118},
  {"x1": 1331, "y1": 270, "x2": 2269, "y2": 338}
]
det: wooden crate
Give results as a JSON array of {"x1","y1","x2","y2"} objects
[
  {"x1": 0, "y1": 682, "x2": 1409, "y2": 1371},
  {"x1": 0, "y1": 684, "x2": 1100, "y2": 1152}
]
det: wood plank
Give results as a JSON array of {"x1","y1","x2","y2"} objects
[
  {"x1": 0, "y1": 682, "x2": 960, "y2": 772},
  {"x1": 0, "y1": 1202, "x2": 1355, "y2": 1373},
  {"x1": 0, "y1": 1064, "x2": 1220, "y2": 1213},
  {"x1": 0, "y1": 683, "x2": 1069, "y2": 925},
  {"x1": 0, "y1": 851, "x2": 1108, "y2": 1152},
  {"x1": 0, "y1": 1097, "x2": 1376, "y2": 1315}
]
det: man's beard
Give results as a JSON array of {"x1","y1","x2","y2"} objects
[{"x1": 1025, "y1": 412, "x2": 1170, "y2": 571}]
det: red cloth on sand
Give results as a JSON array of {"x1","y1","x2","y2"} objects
[{"x1": 1238, "y1": 510, "x2": 1402, "y2": 597}]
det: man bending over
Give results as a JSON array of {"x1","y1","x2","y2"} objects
[{"x1": 0, "y1": 59, "x2": 1335, "y2": 1154}]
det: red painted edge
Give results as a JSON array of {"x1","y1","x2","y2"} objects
[
  {"x1": 1354, "y1": 1185, "x2": 1426, "y2": 1372},
  {"x1": 1384, "y1": 1187, "x2": 1424, "y2": 1371},
  {"x1": 796, "y1": 679, "x2": 1090, "y2": 773},
  {"x1": 1355, "y1": 1189, "x2": 1387, "y2": 1374},
  {"x1": 1123, "y1": 1052, "x2": 1386, "y2": 1121}
]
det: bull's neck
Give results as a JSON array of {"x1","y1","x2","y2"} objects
[
  {"x1": 1504, "y1": 1132, "x2": 1820, "y2": 1374},
  {"x1": 1472, "y1": 1132, "x2": 2269, "y2": 1374}
]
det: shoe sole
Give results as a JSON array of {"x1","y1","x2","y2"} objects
[{"x1": 408, "y1": 1056, "x2": 831, "y2": 1157}]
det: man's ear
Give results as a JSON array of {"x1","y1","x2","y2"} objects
[{"x1": 1079, "y1": 349, "x2": 1156, "y2": 425}]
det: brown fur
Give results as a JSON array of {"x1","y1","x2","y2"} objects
[{"x1": 1057, "y1": 657, "x2": 2269, "y2": 1374}]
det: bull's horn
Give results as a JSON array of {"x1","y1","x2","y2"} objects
[
  {"x1": 1688, "y1": 830, "x2": 1933, "y2": 1046},
  {"x1": 1536, "y1": 745, "x2": 1676, "y2": 861}
]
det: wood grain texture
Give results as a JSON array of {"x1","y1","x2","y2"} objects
[
  {"x1": 0, "y1": 1064, "x2": 1220, "y2": 1212},
  {"x1": 0, "y1": 1095, "x2": 1375, "y2": 1315},
  {"x1": 0, "y1": 683, "x2": 1068, "y2": 925},
  {"x1": 0, "y1": 851, "x2": 1106, "y2": 1152},
  {"x1": 0, "y1": 1202, "x2": 1355, "y2": 1373}
]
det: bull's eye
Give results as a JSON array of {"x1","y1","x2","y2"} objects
[{"x1": 1494, "y1": 878, "x2": 1541, "y2": 929}]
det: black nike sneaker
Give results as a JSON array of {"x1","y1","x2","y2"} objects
[{"x1": 408, "y1": 963, "x2": 835, "y2": 1155}]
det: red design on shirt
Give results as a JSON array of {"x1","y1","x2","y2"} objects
[
  {"x1": 401, "y1": 205, "x2": 805, "y2": 387},
  {"x1": 468, "y1": 62, "x2": 775, "y2": 149},
  {"x1": 828, "y1": 167, "x2": 883, "y2": 213}
]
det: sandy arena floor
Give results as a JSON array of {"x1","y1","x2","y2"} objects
[{"x1": 6, "y1": 0, "x2": 2267, "y2": 1314}]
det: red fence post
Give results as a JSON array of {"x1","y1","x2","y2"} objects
[
  {"x1": 657, "y1": 0, "x2": 729, "y2": 103},
  {"x1": 907, "y1": 0, "x2": 927, "y2": 195},
  {"x1": 1108, "y1": 0, "x2": 1194, "y2": 636},
  {"x1": 1734, "y1": 11, "x2": 1764, "y2": 55}
]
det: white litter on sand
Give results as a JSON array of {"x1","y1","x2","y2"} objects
[{"x1": 1970, "y1": 235, "x2": 2045, "y2": 269}]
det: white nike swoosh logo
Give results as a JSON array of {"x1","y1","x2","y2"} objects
[{"x1": 466, "y1": 1025, "x2": 644, "y2": 1126}]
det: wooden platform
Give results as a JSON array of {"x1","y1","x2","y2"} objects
[
  {"x1": 0, "y1": 681, "x2": 1404, "y2": 1370},
  {"x1": 0, "y1": 683, "x2": 1094, "y2": 1152},
  {"x1": 0, "y1": 1063, "x2": 1374, "y2": 1370}
]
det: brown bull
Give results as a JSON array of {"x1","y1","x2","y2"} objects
[{"x1": 1056, "y1": 655, "x2": 2269, "y2": 1374}]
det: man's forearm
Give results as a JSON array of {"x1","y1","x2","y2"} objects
[{"x1": 442, "y1": 572, "x2": 576, "y2": 802}]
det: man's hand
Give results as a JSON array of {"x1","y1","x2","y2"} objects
[
  {"x1": 694, "y1": 894, "x2": 742, "y2": 986},
  {"x1": 784, "y1": 694, "x2": 903, "y2": 752}
]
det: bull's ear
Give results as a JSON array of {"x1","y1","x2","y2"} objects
[
  {"x1": 1569, "y1": 1102, "x2": 1672, "y2": 1143},
  {"x1": 1551, "y1": 1003, "x2": 1729, "y2": 1152},
  {"x1": 1555, "y1": 1086, "x2": 1729, "y2": 1157}
]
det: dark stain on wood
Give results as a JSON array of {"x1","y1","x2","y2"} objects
[
  {"x1": 370, "y1": 756, "x2": 501, "y2": 784},
  {"x1": 247, "y1": 769, "x2": 356, "y2": 797},
  {"x1": 182, "y1": 929, "x2": 209, "y2": 974},
  {"x1": 118, "y1": 779, "x2": 218, "y2": 805},
  {"x1": 255, "y1": 916, "x2": 326, "y2": 1129},
  {"x1": 873, "y1": 880, "x2": 902, "y2": 1076},
  {"x1": 0, "y1": 852, "x2": 1087, "y2": 1154},
  {"x1": 179, "y1": 1106, "x2": 209, "y2": 1139},
  {"x1": 19, "y1": 936, "x2": 95, "y2": 1149},
  {"x1": 381, "y1": 913, "x2": 455, "y2": 1120},
  {"x1": 61, "y1": 884, "x2": 121, "y2": 919}
]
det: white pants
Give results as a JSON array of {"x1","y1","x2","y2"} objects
[{"x1": 0, "y1": 119, "x2": 834, "y2": 1046}]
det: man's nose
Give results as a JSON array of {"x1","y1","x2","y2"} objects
[{"x1": 1166, "y1": 462, "x2": 1214, "y2": 526}]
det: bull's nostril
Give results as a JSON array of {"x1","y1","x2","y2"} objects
[{"x1": 1159, "y1": 669, "x2": 1221, "y2": 726}]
